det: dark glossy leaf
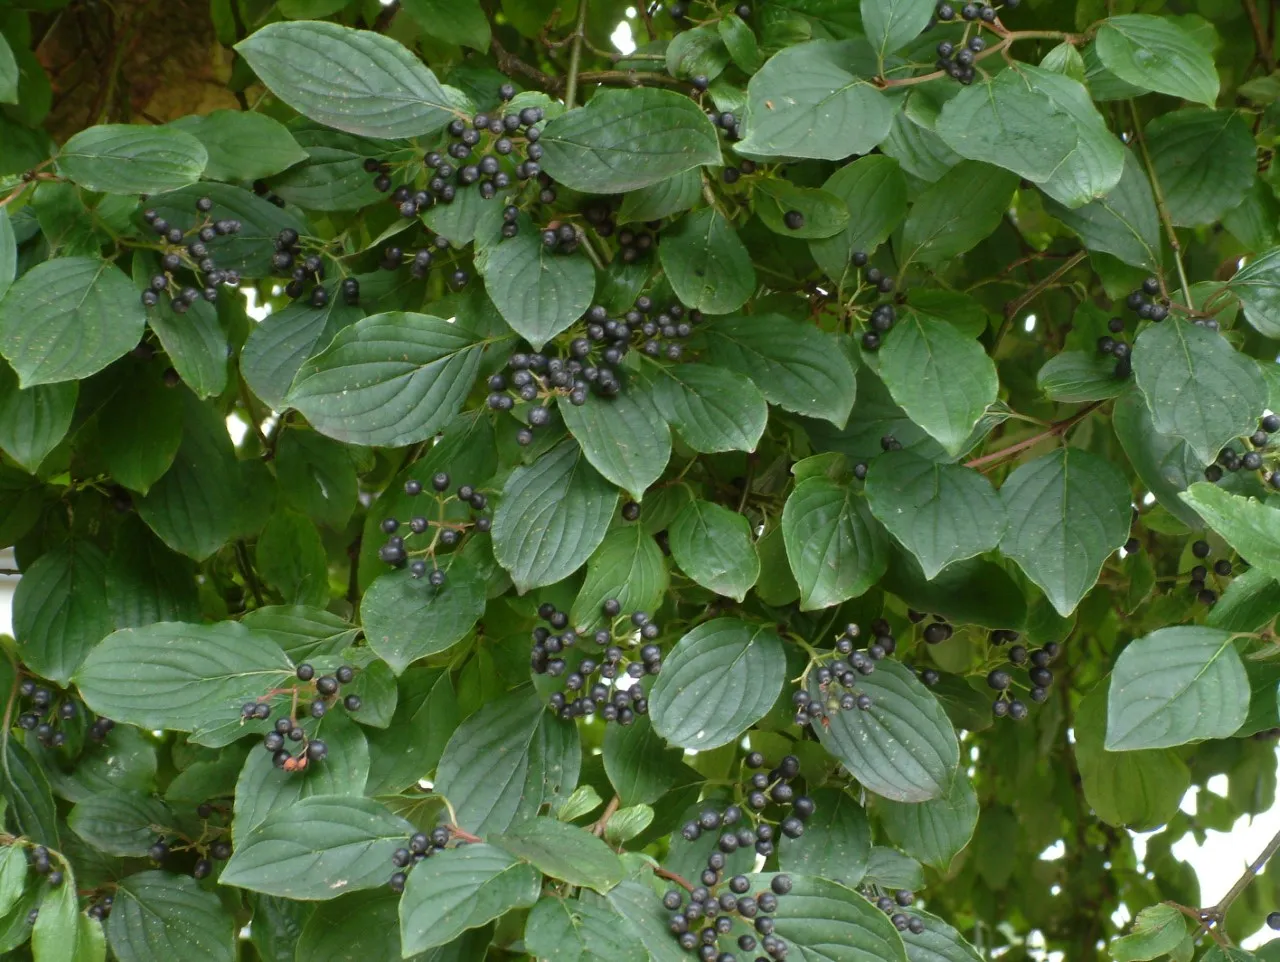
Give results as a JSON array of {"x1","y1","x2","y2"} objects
[
  {"x1": 68, "y1": 791, "x2": 175, "y2": 856},
  {"x1": 480, "y1": 221, "x2": 595, "y2": 349},
  {"x1": 901, "y1": 163, "x2": 1017, "y2": 264},
  {"x1": 13, "y1": 540, "x2": 112, "y2": 684},
  {"x1": 0, "y1": 359, "x2": 75, "y2": 473},
  {"x1": 241, "y1": 298, "x2": 363, "y2": 411},
  {"x1": 1178, "y1": 483, "x2": 1280, "y2": 581},
  {"x1": 146, "y1": 295, "x2": 227, "y2": 399},
  {"x1": 559, "y1": 386, "x2": 672, "y2": 498},
  {"x1": 491, "y1": 817, "x2": 625, "y2": 891},
  {"x1": 540, "y1": 89, "x2": 720, "y2": 193},
  {"x1": 235, "y1": 21, "x2": 456, "y2": 138},
  {"x1": 366, "y1": 667, "x2": 458, "y2": 795},
  {"x1": 650, "y1": 618, "x2": 785, "y2": 750},
  {"x1": 668, "y1": 498, "x2": 759, "y2": 601},
  {"x1": 1095, "y1": 14, "x2": 1218, "y2": 106},
  {"x1": 1045, "y1": 149, "x2": 1161, "y2": 270},
  {"x1": 58, "y1": 124, "x2": 207, "y2": 194},
  {"x1": 862, "y1": 0, "x2": 934, "y2": 60},
  {"x1": 571, "y1": 525, "x2": 668, "y2": 631},
  {"x1": 659, "y1": 208, "x2": 756, "y2": 316},
  {"x1": 147, "y1": 183, "x2": 306, "y2": 276},
  {"x1": 1036, "y1": 350, "x2": 1129, "y2": 403},
  {"x1": 171, "y1": 109, "x2": 307, "y2": 182},
  {"x1": 877, "y1": 771, "x2": 978, "y2": 870},
  {"x1": 524, "y1": 896, "x2": 647, "y2": 962},
  {"x1": 1112, "y1": 387, "x2": 1204, "y2": 529},
  {"x1": 778, "y1": 787, "x2": 872, "y2": 888},
  {"x1": 755, "y1": 179, "x2": 850, "y2": 238},
  {"x1": 402, "y1": 0, "x2": 491, "y2": 50},
  {"x1": 811, "y1": 659, "x2": 959, "y2": 802},
  {"x1": 602, "y1": 716, "x2": 691, "y2": 806},
  {"x1": 3, "y1": 739, "x2": 59, "y2": 847},
  {"x1": 274, "y1": 430, "x2": 359, "y2": 529},
  {"x1": 650, "y1": 362, "x2": 767, "y2": 454},
  {"x1": 1145, "y1": 109, "x2": 1255, "y2": 227},
  {"x1": 107, "y1": 871, "x2": 236, "y2": 962},
  {"x1": 361, "y1": 557, "x2": 487, "y2": 673},
  {"x1": 753, "y1": 873, "x2": 909, "y2": 962},
  {"x1": 98, "y1": 367, "x2": 184, "y2": 493},
  {"x1": 810, "y1": 155, "x2": 908, "y2": 281},
  {"x1": 782, "y1": 477, "x2": 888, "y2": 610},
  {"x1": 899, "y1": 909, "x2": 983, "y2": 962}
]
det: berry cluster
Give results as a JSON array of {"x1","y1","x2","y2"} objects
[
  {"x1": 616, "y1": 224, "x2": 657, "y2": 262},
  {"x1": 1123, "y1": 276, "x2": 1170, "y2": 323},
  {"x1": 539, "y1": 221, "x2": 581, "y2": 255},
  {"x1": 706, "y1": 108, "x2": 744, "y2": 144},
  {"x1": 533, "y1": 599, "x2": 659, "y2": 724},
  {"x1": 146, "y1": 831, "x2": 232, "y2": 880},
  {"x1": 863, "y1": 887, "x2": 928, "y2": 935},
  {"x1": 667, "y1": 756, "x2": 811, "y2": 961},
  {"x1": 376, "y1": 473, "x2": 492, "y2": 583},
  {"x1": 379, "y1": 236, "x2": 469, "y2": 290},
  {"x1": 24, "y1": 844, "x2": 64, "y2": 888},
  {"x1": 936, "y1": 0, "x2": 1011, "y2": 23},
  {"x1": 795, "y1": 622, "x2": 904, "y2": 727},
  {"x1": 671, "y1": 2, "x2": 751, "y2": 23},
  {"x1": 270, "y1": 227, "x2": 360, "y2": 308},
  {"x1": 387, "y1": 825, "x2": 460, "y2": 892},
  {"x1": 15, "y1": 677, "x2": 112, "y2": 747},
  {"x1": 86, "y1": 894, "x2": 115, "y2": 922},
  {"x1": 721, "y1": 158, "x2": 757, "y2": 185},
  {"x1": 914, "y1": 611, "x2": 958, "y2": 646},
  {"x1": 1183, "y1": 538, "x2": 1238, "y2": 607},
  {"x1": 987, "y1": 633, "x2": 1059, "y2": 720},
  {"x1": 934, "y1": 35, "x2": 985, "y2": 85},
  {"x1": 239, "y1": 663, "x2": 361, "y2": 770},
  {"x1": 847, "y1": 253, "x2": 898, "y2": 351},
  {"x1": 139, "y1": 197, "x2": 242, "y2": 311},
  {"x1": 1205, "y1": 414, "x2": 1280, "y2": 491}
]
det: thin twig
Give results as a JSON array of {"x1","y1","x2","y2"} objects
[
  {"x1": 565, "y1": 0, "x2": 589, "y2": 110},
  {"x1": 1244, "y1": 0, "x2": 1276, "y2": 72},
  {"x1": 1195, "y1": 827, "x2": 1280, "y2": 939},
  {"x1": 0, "y1": 568, "x2": 18, "y2": 576},
  {"x1": 1128, "y1": 100, "x2": 1193, "y2": 309},
  {"x1": 235, "y1": 540, "x2": 265, "y2": 608},
  {"x1": 965, "y1": 401, "x2": 1104, "y2": 470},
  {"x1": 994, "y1": 250, "x2": 1087, "y2": 349},
  {"x1": 592, "y1": 795, "x2": 620, "y2": 837},
  {"x1": 654, "y1": 865, "x2": 696, "y2": 892}
]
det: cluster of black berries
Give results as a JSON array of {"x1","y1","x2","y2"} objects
[
  {"x1": 377, "y1": 473, "x2": 491, "y2": 583},
  {"x1": 849, "y1": 255, "x2": 899, "y2": 351},
  {"x1": 15, "y1": 677, "x2": 112, "y2": 747},
  {"x1": 379, "y1": 236, "x2": 469, "y2": 290},
  {"x1": 671, "y1": 1, "x2": 750, "y2": 22},
  {"x1": 721, "y1": 158, "x2": 757, "y2": 185},
  {"x1": 146, "y1": 834, "x2": 230, "y2": 880},
  {"x1": 863, "y1": 887, "x2": 928, "y2": 935},
  {"x1": 668, "y1": 756, "x2": 810, "y2": 961},
  {"x1": 1124, "y1": 276, "x2": 1170, "y2": 323},
  {"x1": 540, "y1": 222, "x2": 581, "y2": 255},
  {"x1": 370, "y1": 92, "x2": 544, "y2": 216},
  {"x1": 934, "y1": 35, "x2": 985, "y2": 84},
  {"x1": 270, "y1": 227, "x2": 360, "y2": 308},
  {"x1": 706, "y1": 109, "x2": 744, "y2": 144},
  {"x1": 139, "y1": 197, "x2": 242, "y2": 311},
  {"x1": 794, "y1": 626, "x2": 882, "y2": 727},
  {"x1": 239, "y1": 663, "x2": 361, "y2": 769},
  {"x1": 86, "y1": 894, "x2": 115, "y2": 922},
  {"x1": 1205, "y1": 414, "x2": 1280, "y2": 491},
  {"x1": 1182, "y1": 538, "x2": 1238, "y2": 607},
  {"x1": 616, "y1": 225, "x2": 657, "y2": 262},
  {"x1": 24, "y1": 845, "x2": 64, "y2": 888},
  {"x1": 987, "y1": 633, "x2": 1059, "y2": 719},
  {"x1": 912, "y1": 611, "x2": 957, "y2": 646},
  {"x1": 388, "y1": 825, "x2": 460, "y2": 892},
  {"x1": 936, "y1": 1, "x2": 1011, "y2": 22},
  {"x1": 533, "y1": 600, "x2": 659, "y2": 724},
  {"x1": 1097, "y1": 323, "x2": 1134, "y2": 379}
]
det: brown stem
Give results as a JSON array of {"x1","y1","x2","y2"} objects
[
  {"x1": 965, "y1": 401, "x2": 1104, "y2": 470},
  {"x1": 1194, "y1": 827, "x2": 1280, "y2": 940},
  {"x1": 235, "y1": 540, "x2": 266, "y2": 608},
  {"x1": 994, "y1": 250, "x2": 1086, "y2": 350},
  {"x1": 592, "y1": 795, "x2": 620, "y2": 837},
  {"x1": 1244, "y1": 0, "x2": 1276, "y2": 72},
  {"x1": 654, "y1": 866, "x2": 696, "y2": 892}
]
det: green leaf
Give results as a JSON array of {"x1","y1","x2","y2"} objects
[
  {"x1": 57, "y1": 124, "x2": 207, "y2": 194},
  {"x1": 719, "y1": 14, "x2": 762, "y2": 73},
  {"x1": 241, "y1": 297, "x2": 362, "y2": 411},
  {"x1": 492, "y1": 439, "x2": 617, "y2": 593},
  {"x1": 67, "y1": 791, "x2": 175, "y2": 857},
  {"x1": 649, "y1": 618, "x2": 785, "y2": 750},
  {"x1": 524, "y1": 896, "x2": 646, "y2": 962},
  {"x1": 136, "y1": 391, "x2": 244, "y2": 561},
  {"x1": 1017, "y1": 64, "x2": 1125, "y2": 208},
  {"x1": 32, "y1": 871, "x2": 83, "y2": 962},
  {"x1": 402, "y1": 0, "x2": 491, "y2": 51},
  {"x1": 877, "y1": 309, "x2": 998, "y2": 457},
  {"x1": 267, "y1": 130, "x2": 387, "y2": 211},
  {"x1": 235, "y1": 21, "x2": 456, "y2": 138},
  {"x1": 668, "y1": 498, "x2": 760, "y2": 601},
  {"x1": 1036, "y1": 350, "x2": 1129, "y2": 403},
  {"x1": 602, "y1": 716, "x2": 691, "y2": 806},
  {"x1": 0, "y1": 846, "x2": 26, "y2": 919},
  {"x1": 233, "y1": 712, "x2": 369, "y2": 837},
  {"x1": 360, "y1": 558, "x2": 487, "y2": 673},
  {"x1": 571, "y1": 525, "x2": 668, "y2": 632},
  {"x1": 106, "y1": 516, "x2": 199, "y2": 629},
  {"x1": 240, "y1": 606, "x2": 360, "y2": 661},
  {"x1": 1105, "y1": 626, "x2": 1249, "y2": 750},
  {"x1": 810, "y1": 659, "x2": 959, "y2": 802},
  {"x1": 3, "y1": 739, "x2": 59, "y2": 848},
  {"x1": 98, "y1": 366, "x2": 183, "y2": 493},
  {"x1": 1045, "y1": 149, "x2": 1161, "y2": 270},
  {"x1": 1223, "y1": 178, "x2": 1280, "y2": 253},
  {"x1": 862, "y1": 0, "x2": 934, "y2": 61},
  {"x1": 1178, "y1": 483, "x2": 1280, "y2": 581},
  {"x1": 274, "y1": 430, "x2": 358, "y2": 529},
  {"x1": 737, "y1": 40, "x2": 895, "y2": 160},
  {"x1": 0, "y1": 209, "x2": 15, "y2": 303},
  {"x1": 1145, "y1": 109, "x2": 1255, "y2": 227},
  {"x1": 658, "y1": 208, "x2": 756, "y2": 316},
  {"x1": 539, "y1": 89, "x2": 721, "y2": 193},
  {"x1": 899, "y1": 910, "x2": 983, "y2": 962},
  {"x1": 1095, "y1": 15, "x2": 1219, "y2": 106},
  {"x1": 107, "y1": 871, "x2": 235, "y2": 962},
  {"x1": 777, "y1": 787, "x2": 872, "y2": 888},
  {"x1": 491, "y1": 817, "x2": 625, "y2": 892},
  {"x1": 170, "y1": 110, "x2": 306, "y2": 181},
  {"x1": 1229, "y1": 247, "x2": 1280, "y2": 338},
  {"x1": 559, "y1": 386, "x2": 672, "y2": 498},
  {"x1": 597, "y1": 881, "x2": 690, "y2": 962},
  {"x1": 435, "y1": 686, "x2": 580, "y2": 834},
  {"x1": 221, "y1": 795, "x2": 413, "y2": 900},
  {"x1": 398, "y1": 844, "x2": 540, "y2": 954},
  {"x1": 666, "y1": 25, "x2": 730, "y2": 81},
  {"x1": 480, "y1": 222, "x2": 596, "y2": 349},
  {"x1": 14, "y1": 541, "x2": 112, "y2": 685},
  {"x1": 877, "y1": 771, "x2": 978, "y2": 870},
  {"x1": 1110, "y1": 905, "x2": 1188, "y2": 962},
  {"x1": 145, "y1": 295, "x2": 227, "y2": 400},
  {"x1": 147, "y1": 184, "x2": 305, "y2": 276},
  {"x1": 901, "y1": 162, "x2": 1018, "y2": 264},
  {"x1": 935, "y1": 70, "x2": 1079, "y2": 183},
  {"x1": 285, "y1": 312, "x2": 485, "y2": 448},
  {"x1": 1112, "y1": 388, "x2": 1204, "y2": 529},
  {"x1": 254, "y1": 508, "x2": 328, "y2": 606},
  {"x1": 0, "y1": 360, "x2": 75, "y2": 473},
  {"x1": 883, "y1": 548, "x2": 1026, "y2": 633},
  {"x1": 74, "y1": 621, "x2": 293, "y2": 733},
  {"x1": 866, "y1": 452, "x2": 1004, "y2": 581},
  {"x1": 1000, "y1": 447, "x2": 1131, "y2": 617},
  {"x1": 0, "y1": 32, "x2": 16, "y2": 104},
  {"x1": 1208, "y1": 566, "x2": 1280, "y2": 633},
  {"x1": 1075, "y1": 682, "x2": 1188, "y2": 830},
  {"x1": 782, "y1": 477, "x2": 888, "y2": 610},
  {"x1": 755, "y1": 180, "x2": 850, "y2": 238},
  {"x1": 0, "y1": 256, "x2": 146, "y2": 387},
  {"x1": 294, "y1": 890, "x2": 409, "y2": 962},
  {"x1": 810, "y1": 155, "x2": 908, "y2": 281},
  {"x1": 650, "y1": 363, "x2": 768, "y2": 455},
  {"x1": 704, "y1": 313, "x2": 857, "y2": 425},
  {"x1": 1132, "y1": 318, "x2": 1266, "y2": 466},
  {"x1": 755, "y1": 874, "x2": 909, "y2": 962},
  {"x1": 617, "y1": 169, "x2": 703, "y2": 224},
  {"x1": 365, "y1": 667, "x2": 458, "y2": 796}
]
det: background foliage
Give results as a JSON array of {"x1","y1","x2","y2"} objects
[{"x1": 1, "y1": 0, "x2": 1280, "y2": 959}]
